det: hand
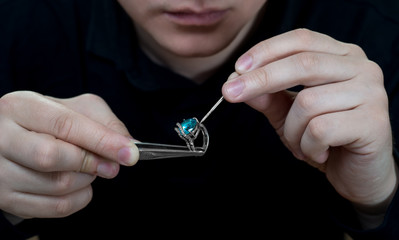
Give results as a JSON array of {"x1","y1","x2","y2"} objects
[
  {"x1": 222, "y1": 29, "x2": 397, "y2": 209},
  {"x1": 0, "y1": 91, "x2": 139, "y2": 219}
]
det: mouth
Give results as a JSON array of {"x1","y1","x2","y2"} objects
[{"x1": 164, "y1": 9, "x2": 229, "y2": 27}]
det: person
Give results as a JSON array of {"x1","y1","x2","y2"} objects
[{"x1": 0, "y1": 0, "x2": 398, "y2": 239}]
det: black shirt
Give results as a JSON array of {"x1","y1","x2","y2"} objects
[{"x1": 0, "y1": 0, "x2": 399, "y2": 239}]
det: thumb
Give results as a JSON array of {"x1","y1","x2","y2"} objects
[{"x1": 223, "y1": 72, "x2": 295, "y2": 132}]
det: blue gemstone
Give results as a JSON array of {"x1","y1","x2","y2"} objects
[{"x1": 181, "y1": 118, "x2": 197, "y2": 135}]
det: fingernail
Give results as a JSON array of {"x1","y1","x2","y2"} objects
[
  {"x1": 225, "y1": 79, "x2": 244, "y2": 99},
  {"x1": 118, "y1": 142, "x2": 139, "y2": 166},
  {"x1": 97, "y1": 162, "x2": 119, "y2": 179},
  {"x1": 236, "y1": 55, "x2": 253, "y2": 73}
]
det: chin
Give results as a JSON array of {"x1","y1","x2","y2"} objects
[
  {"x1": 163, "y1": 34, "x2": 235, "y2": 58},
  {"x1": 170, "y1": 46, "x2": 224, "y2": 58}
]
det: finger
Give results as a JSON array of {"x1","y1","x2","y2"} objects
[
  {"x1": 1, "y1": 91, "x2": 139, "y2": 166},
  {"x1": 245, "y1": 91, "x2": 295, "y2": 132},
  {"x1": 22, "y1": 171, "x2": 95, "y2": 196},
  {"x1": 7, "y1": 186, "x2": 93, "y2": 218},
  {"x1": 79, "y1": 153, "x2": 120, "y2": 179},
  {"x1": 243, "y1": 91, "x2": 301, "y2": 157},
  {"x1": 300, "y1": 109, "x2": 375, "y2": 164},
  {"x1": 0, "y1": 121, "x2": 119, "y2": 178},
  {"x1": 227, "y1": 70, "x2": 296, "y2": 133},
  {"x1": 48, "y1": 94, "x2": 132, "y2": 137},
  {"x1": 0, "y1": 121, "x2": 84, "y2": 172},
  {"x1": 0, "y1": 158, "x2": 95, "y2": 195},
  {"x1": 227, "y1": 72, "x2": 240, "y2": 81},
  {"x1": 223, "y1": 52, "x2": 364, "y2": 102},
  {"x1": 234, "y1": 28, "x2": 366, "y2": 74},
  {"x1": 283, "y1": 81, "x2": 365, "y2": 158}
]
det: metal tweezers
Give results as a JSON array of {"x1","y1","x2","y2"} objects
[{"x1": 135, "y1": 142, "x2": 207, "y2": 160}]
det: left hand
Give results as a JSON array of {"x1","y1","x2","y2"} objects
[{"x1": 222, "y1": 29, "x2": 397, "y2": 209}]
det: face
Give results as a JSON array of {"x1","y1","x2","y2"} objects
[{"x1": 118, "y1": 0, "x2": 267, "y2": 58}]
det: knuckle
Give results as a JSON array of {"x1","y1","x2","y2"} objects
[
  {"x1": 364, "y1": 60, "x2": 384, "y2": 84},
  {"x1": 345, "y1": 43, "x2": 366, "y2": 56},
  {"x1": 54, "y1": 187, "x2": 93, "y2": 218},
  {"x1": 247, "y1": 68, "x2": 271, "y2": 90},
  {"x1": 376, "y1": 114, "x2": 391, "y2": 138},
  {"x1": 54, "y1": 197, "x2": 74, "y2": 217},
  {"x1": 307, "y1": 117, "x2": 329, "y2": 142},
  {"x1": 33, "y1": 142, "x2": 59, "y2": 171},
  {"x1": 372, "y1": 86, "x2": 389, "y2": 108},
  {"x1": 292, "y1": 28, "x2": 314, "y2": 46},
  {"x1": 357, "y1": 61, "x2": 386, "y2": 103},
  {"x1": 92, "y1": 132, "x2": 109, "y2": 153},
  {"x1": 256, "y1": 39, "x2": 274, "y2": 57},
  {"x1": 296, "y1": 52, "x2": 320, "y2": 73},
  {"x1": 295, "y1": 89, "x2": 319, "y2": 112},
  {"x1": 50, "y1": 112, "x2": 75, "y2": 140},
  {"x1": 0, "y1": 94, "x2": 13, "y2": 115},
  {"x1": 52, "y1": 172, "x2": 74, "y2": 194},
  {"x1": 0, "y1": 91, "x2": 38, "y2": 113},
  {"x1": 0, "y1": 92, "x2": 29, "y2": 115},
  {"x1": 106, "y1": 119, "x2": 128, "y2": 135},
  {"x1": 79, "y1": 93, "x2": 105, "y2": 104}
]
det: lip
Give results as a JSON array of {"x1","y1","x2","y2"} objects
[{"x1": 164, "y1": 9, "x2": 229, "y2": 26}]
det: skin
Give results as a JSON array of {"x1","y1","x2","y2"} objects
[
  {"x1": 0, "y1": 0, "x2": 396, "y2": 230},
  {"x1": 222, "y1": 30, "x2": 397, "y2": 210},
  {"x1": 0, "y1": 92, "x2": 139, "y2": 218},
  {"x1": 118, "y1": 0, "x2": 266, "y2": 81}
]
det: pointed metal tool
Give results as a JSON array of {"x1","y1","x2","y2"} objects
[{"x1": 200, "y1": 96, "x2": 224, "y2": 124}]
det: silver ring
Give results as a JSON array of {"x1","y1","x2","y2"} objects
[{"x1": 174, "y1": 117, "x2": 209, "y2": 152}]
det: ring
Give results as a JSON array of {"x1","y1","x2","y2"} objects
[{"x1": 175, "y1": 117, "x2": 209, "y2": 152}]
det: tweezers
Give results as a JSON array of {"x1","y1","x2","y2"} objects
[{"x1": 136, "y1": 142, "x2": 207, "y2": 160}]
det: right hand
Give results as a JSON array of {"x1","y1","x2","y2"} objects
[{"x1": 0, "y1": 91, "x2": 139, "y2": 219}]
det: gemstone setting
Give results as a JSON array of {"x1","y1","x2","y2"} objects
[
  {"x1": 175, "y1": 117, "x2": 203, "y2": 151},
  {"x1": 180, "y1": 118, "x2": 198, "y2": 135}
]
